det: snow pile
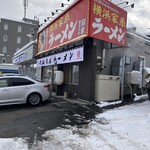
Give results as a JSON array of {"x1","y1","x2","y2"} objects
[
  {"x1": 134, "y1": 94, "x2": 148, "y2": 101},
  {"x1": 96, "y1": 100, "x2": 122, "y2": 107},
  {"x1": 0, "y1": 138, "x2": 28, "y2": 150},
  {"x1": 30, "y1": 101, "x2": 150, "y2": 150}
]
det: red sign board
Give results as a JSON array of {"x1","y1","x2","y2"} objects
[
  {"x1": 37, "y1": 0, "x2": 89, "y2": 55},
  {"x1": 89, "y1": 0, "x2": 127, "y2": 46},
  {"x1": 37, "y1": 0, "x2": 127, "y2": 55}
]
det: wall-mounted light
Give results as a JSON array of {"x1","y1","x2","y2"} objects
[
  {"x1": 56, "y1": 9, "x2": 63, "y2": 12},
  {"x1": 51, "y1": 12, "x2": 60, "y2": 16},
  {"x1": 123, "y1": 3, "x2": 134, "y2": 9},
  {"x1": 39, "y1": 23, "x2": 44, "y2": 27},
  {"x1": 61, "y1": 3, "x2": 70, "y2": 7},
  {"x1": 47, "y1": 16, "x2": 54, "y2": 19},
  {"x1": 44, "y1": 18, "x2": 51, "y2": 23},
  {"x1": 131, "y1": 3, "x2": 135, "y2": 8},
  {"x1": 117, "y1": 1, "x2": 128, "y2": 5}
]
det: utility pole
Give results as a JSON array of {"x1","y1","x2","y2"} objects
[{"x1": 23, "y1": 0, "x2": 28, "y2": 19}]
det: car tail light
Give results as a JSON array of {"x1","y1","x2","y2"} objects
[{"x1": 44, "y1": 84, "x2": 50, "y2": 88}]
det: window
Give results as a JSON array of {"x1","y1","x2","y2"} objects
[
  {"x1": 138, "y1": 56, "x2": 145, "y2": 73},
  {"x1": 18, "y1": 25, "x2": 22, "y2": 32},
  {"x1": 42, "y1": 66, "x2": 52, "y2": 82},
  {"x1": 2, "y1": 46, "x2": 7, "y2": 53},
  {"x1": 64, "y1": 63, "x2": 79, "y2": 84},
  {"x1": 0, "y1": 79, "x2": 8, "y2": 88},
  {"x1": 4, "y1": 23, "x2": 8, "y2": 30},
  {"x1": 138, "y1": 56, "x2": 145, "y2": 67},
  {"x1": 9, "y1": 78, "x2": 34, "y2": 86},
  {"x1": 42, "y1": 66, "x2": 58, "y2": 82},
  {"x1": 2, "y1": 58, "x2": 6, "y2": 63},
  {"x1": 71, "y1": 64, "x2": 79, "y2": 84},
  {"x1": 3, "y1": 34, "x2": 8, "y2": 42},
  {"x1": 17, "y1": 36, "x2": 21, "y2": 44}
]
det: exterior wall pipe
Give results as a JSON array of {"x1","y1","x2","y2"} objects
[{"x1": 121, "y1": 56, "x2": 125, "y2": 100}]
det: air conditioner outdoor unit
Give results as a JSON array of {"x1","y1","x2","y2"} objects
[{"x1": 126, "y1": 71, "x2": 142, "y2": 85}]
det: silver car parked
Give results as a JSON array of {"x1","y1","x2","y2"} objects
[{"x1": 0, "y1": 75, "x2": 50, "y2": 106}]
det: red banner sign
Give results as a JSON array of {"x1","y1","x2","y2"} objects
[
  {"x1": 89, "y1": 0, "x2": 127, "y2": 46},
  {"x1": 37, "y1": 0, "x2": 127, "y2": 55},
  {"x1": 37, "y1": 0, "x2": 89, "y2": 55}
]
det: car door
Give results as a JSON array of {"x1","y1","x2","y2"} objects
[
  {"x1": 9, "y1": 77, "x2": 34, "y2": 103},
  {"x1": 0, "y1": 78, "x2": 10, "y2": 103}
]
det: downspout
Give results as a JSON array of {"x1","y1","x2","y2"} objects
[
  {"x1": 50, "y1": 65, "x2": 54, "y2": 96},
  {"x1": 121, "y1": 56, "x2": 125, "y2": 100}
]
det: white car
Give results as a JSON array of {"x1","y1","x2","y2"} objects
[{"x1": 0, "y1": 75, "x2": 50, "y2": 106}]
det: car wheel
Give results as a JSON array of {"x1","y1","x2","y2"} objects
[{"x1": 27, "y1": 93, "x2": 42, "y2": 106}]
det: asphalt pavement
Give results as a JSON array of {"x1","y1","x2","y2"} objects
[
  {"x1": 0, "y1": 97, "x2": 102, "y2": 145},
  {"x1": 0, "y1": 100, "x2": 64, "y2": 144},
  {"x1": 0, "y1": 96, "x2": 147, "y2": 146}
]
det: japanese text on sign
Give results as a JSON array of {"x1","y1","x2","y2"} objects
[
  {"x1": 37, "y1": 46, "x2": 84, "y2": 67},
  {"x1": 90, "y1": 0, "x2": 127, "y2": 46},
  {"x1": 37, "y1": 0, "x2": 89, "y2": 55}
]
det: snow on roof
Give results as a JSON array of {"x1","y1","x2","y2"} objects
[
  {"x1": 0, "y1": 17, "x2": 38, "y2": 26},
  {"x1": 127, "y1": 28, "x2": 150, "y2": 44}
]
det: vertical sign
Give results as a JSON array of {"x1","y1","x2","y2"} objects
[{"x1": 89, "y1": 0, "x2": 127, "y2": 46}]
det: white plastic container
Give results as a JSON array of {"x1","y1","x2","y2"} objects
[{"x1": 54, "y1": 71, "x2": 64, "y2": 85}]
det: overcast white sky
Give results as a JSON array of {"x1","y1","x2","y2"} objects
[{"x1": 0, "y1": 0, "x2": 150, "y2": 34}]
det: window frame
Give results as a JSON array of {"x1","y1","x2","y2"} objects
[
  {"x1": 2, "y1": 46, "x2": 7, "y2": 53},
  {"x1": 71, "y1": 63, "x2": 79, "y2": 85},
  {"x1": 2, "y1": 58, "x2": 6, "y2": 63},
  {"x1": 17, "y1": 25, "x2": 22, "y2": 33},
  {"x1": 9, "y1": 78, "x2": 35, "y2": 87},
  {"x1": 65, "y1": 63, "x2": 79, "y2": 85},
  {"x1": 17, "y1": 36, "x2": 21, "y2": 44},
  {"x1": 0, "y1": 78, "x2": 8, "y2": 88},
  {"x1": 4, "y1": 23, "x2": 8, "y2": 30},
  {"x1": 3, "y1": 34, "x2": 8, "y2": 42}
]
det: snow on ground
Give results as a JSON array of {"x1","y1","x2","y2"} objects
[
  {"x1": 0, "y1": 98, "x2": 150, "y2": 150},
  {"x1": 0, "y1": 138, "x2": 28, "y2": 150},
  {"x1": 97, "y1": 94, "x2": 148, "y2": 107}
]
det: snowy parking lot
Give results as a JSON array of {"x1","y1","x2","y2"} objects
[{"x1": 0, "y1": 97, "x2": 150, "y2": 150}]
